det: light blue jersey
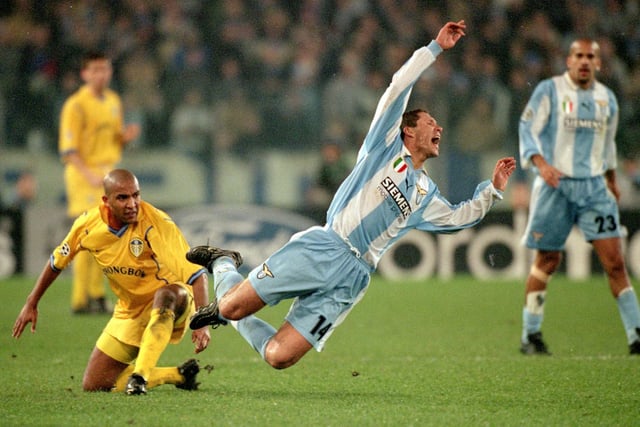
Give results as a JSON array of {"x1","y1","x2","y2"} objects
[
  {"x1": 517, "y1": 68, "x2": 640, "y2": 350},
  {"x1": 519, "y1": 72, "x2": 622, "y2": 250},
  {"x1": 519, "y1": 72, "x2": 618, "y2": 178},
  {"x1": 245, "y1": 40, "x2": 505, "y2": 351},
  {"x1": 327, "y1": 40, "x2": 504, "y2": 269}
]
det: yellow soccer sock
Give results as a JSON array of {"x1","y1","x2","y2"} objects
[
  {"x1": 112, "y1": 366, "x2": 181, "y2": 391},
  {"x1": 147, "y1": 367, "x2": 182, "y2": 388},
  {"x1": 111, "y1": 365, "x2": 135, "y2": 392},
  {"x1": 134, "y1": 308, "x2": 175, "y2": 380}
]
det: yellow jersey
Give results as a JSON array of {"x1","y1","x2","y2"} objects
[
  {"x1": 59, "y1": 85, "x2": 126, "y2": 215},
  {"x1": 51, "y1": 201, "x2": 206, "y2": 320},
  {"x1": 59, "y1": 85, "x2": 125, "y2": 166}
]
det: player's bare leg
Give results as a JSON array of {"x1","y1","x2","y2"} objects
[
  {"x1": 125, "y1": 284, "x2": 189, "y2": 394},
  {"x1": 593, "y1": 237, "x2": 640, "y2": 352},
  {"x1": 188, "y1": 248, "x2": 314, "y2": 368},
  {"x1": 218, "y1": 278, "x2": 266, "y2": 320},
  {"x1": 83, "y1": 347, "x2": 128, "y2": 391},
  {"x1": 218, "y1": 281, "x2": 313, "y2": 368},
  {"x1": 521, "y1": 250, "x2": 561, "y2": 355},
  {"x1": 592, "y1": 237, "x2": 631, "y2": 297},
  {"x1": 263, "y1": 321, "x2": 313, "y2": 369}
]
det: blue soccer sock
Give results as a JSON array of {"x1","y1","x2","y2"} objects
[
  {"x1": 212, "y1": 257, "x2": 244, "y2": 299},
  {"x1": 522, "y1": 308, "x2": 543, "y2": 343},
  {"x1": 616, "y1": 288, "x2": 640, "y2": 344},
  {"x1": 230, "y1": 317, "x2": 276, "y2": 359},
  {"x1": 521, "y1": 290, "x2": 545, "y2": 343},
  {"x1": 211, "y1": 257, "x2": 275, "y2": 358}
]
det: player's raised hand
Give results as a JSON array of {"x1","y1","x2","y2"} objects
[
  {"x1": 491, "y1": 157, "x2": 517, "y2": 192},
  {"x1": 435, "y1": 20, "x2": 466, "y2": 50}
]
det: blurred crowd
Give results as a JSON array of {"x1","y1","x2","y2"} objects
[{"x1": 1, "y1": 0, "x2": 639, "y2": 196}]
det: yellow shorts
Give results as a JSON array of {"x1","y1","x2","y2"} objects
[{"x1": 96, "y1": 284, "x2": 195, "y2": 364}]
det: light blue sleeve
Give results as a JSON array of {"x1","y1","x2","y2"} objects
[
  {"x1": 519, "y1": 79, "x2": 554, "y2": 170},
  {"x1": 357, "y1": 41, "x2": 442, "y2": 162},
  {"x1": 416, "y1": 180, "x2": 502, "y2": 234}
]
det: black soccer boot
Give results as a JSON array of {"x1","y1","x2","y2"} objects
[
  {"x1": 630, "y1": 328, "x2": 640, "y2": 355},
  {"x1": 125, "y1": 374, "x2": 148, "y2": 395},
  {"x1": 176, "y1": 358, "x2": 200, "y2": 391},
  {"x1": 189, "y1": 299, "x2": 228, "y2": 330},
  {"x1": 520, "y1": 331, "x2": 551, "y2": 355},
  {"x1": 186, "y1": 245, "x2": 243, "y2": 273}
]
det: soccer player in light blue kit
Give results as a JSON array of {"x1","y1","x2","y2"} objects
[
  {"x1": 188, "y1": 20, "x2": 517, "y2": 369},
  {"x1": 519, "y1": 39, "x2": 640, "y2": 355}
]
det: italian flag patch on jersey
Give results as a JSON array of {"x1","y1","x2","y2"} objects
[{"x1": 393, "y1": 157, "x2": 408, "y2": 173}]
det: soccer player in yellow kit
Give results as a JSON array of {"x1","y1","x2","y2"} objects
[
  {"x1": 59, "y1": 51, "x2": 140, "y2": 314},
  {"x1": 13, "y1": 169, "x2": 211, "y2": 395}
]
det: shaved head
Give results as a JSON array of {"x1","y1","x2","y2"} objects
[
  {"x1": 102, "y1": 169, "x2": 141, "y2": 228},
  {"x1": 103, "y1": 169, "x2": 138, "y2": 196}
]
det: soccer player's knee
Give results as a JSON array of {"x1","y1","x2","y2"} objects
[
  {"x1": 537, "y1": 252, "x2": 561, "y2": 273},
  {"x1": 264, "y1": 347, "x2": 298, "y2": 370},
  {"x1": 154, "y1": 284, "x2": 184, "y2": 309},
  {"x1": 604, "y1": 259, "x2": 627, "y2": 278}
]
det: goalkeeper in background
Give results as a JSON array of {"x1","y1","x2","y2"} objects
[
  {"x1": 59, "y1": 51, "x2": 140, "y2": 314},
  {"x1": 12, "y1": 169, "x2": 210, "y2": 395}
]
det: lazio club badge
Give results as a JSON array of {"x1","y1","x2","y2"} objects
[{"x1": 129, "y1": 238, "x2": 144, "y2": 257}]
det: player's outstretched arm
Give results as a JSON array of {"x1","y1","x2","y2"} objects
[
  {"x1": 491, "y1": 157, "x2": 517, "y2": 192},
  {"x1": 435, "y1": 20, "x2": 466, "y2": 50},
  {"x1": 12, "y1": 263, "x2": 60, "y2": 338}
]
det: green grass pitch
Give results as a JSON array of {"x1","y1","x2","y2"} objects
[{"x1": 1, "y1": 272, "x2": 638, "y2": 426}]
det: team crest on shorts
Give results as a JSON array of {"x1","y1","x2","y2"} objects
[
  {"x1": 129, "y1": 238, "x2": 144, "y2": 257},
  {"x1": 257, "y1": 263, "x2": 274, "y2": 279}
]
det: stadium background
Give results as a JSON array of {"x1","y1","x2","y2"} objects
[{"x1": 1, "y1": 0, "x2": 640, "y2": 278}]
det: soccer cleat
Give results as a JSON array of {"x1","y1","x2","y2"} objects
[
  {"x1": 520, "y1": 331, "x2": 551, "y2": 355},
  {"x1": 176, "y1": 358, "x2": 200, "y2": 391},
  {"x1": 125, "y1": 374, "x2": 147, "y2": 395},
  {"x1": 186, "y1": 245, "x2": 243, "y2": 273},
  {"x1": 630, "y1": 328, "x2": 640, "y2": 355},
  {"x1": 189, "y1": 300, "x2": 228, "y2": 330}
]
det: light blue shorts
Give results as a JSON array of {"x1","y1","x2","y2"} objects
[
  {"x1": 523, "y1": 175, "x2": 622, "y2": 251},
  {"x1": 248, "y1": 226, "x2": 372, "y2": 351}
]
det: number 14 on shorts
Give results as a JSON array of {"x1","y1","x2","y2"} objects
[{"x1": 310, "y1": 315, "x2": 332, "y2": 340}]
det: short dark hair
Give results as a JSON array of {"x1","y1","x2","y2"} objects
[
  {"x1": 81, "y1": 51, "x2": 109, "y2": 70},
  {"x1": 400, "y1": 109, "x2": 427, "y2": 139}
]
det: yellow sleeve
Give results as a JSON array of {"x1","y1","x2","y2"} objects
[
  {"x1": 50, "y1": 211, "x2": 90, "y2": 271},
  {"x1": 58, "y1": 96, "x2": 84, "y2": 158}
]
